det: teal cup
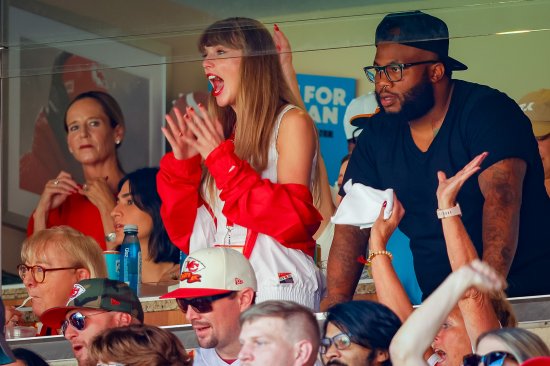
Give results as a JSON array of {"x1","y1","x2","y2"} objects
[{"x1": 103, "y1": 251, "x2": 120, "y2": 281}]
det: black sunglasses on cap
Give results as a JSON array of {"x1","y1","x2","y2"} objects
[
  {"x1": 176, "y1": 291, "x2": 236, "y2": 314},
  {"x1": 462, "y1": 351, "x2": 516, "y2": 366}
]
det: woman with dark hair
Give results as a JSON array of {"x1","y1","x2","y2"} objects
[
  {"x1": 28, "y1": 90, "x2": 125, "y2": 250},
  {"x1": 111, "y1": 167, "x2": 179, "y2": 283}
]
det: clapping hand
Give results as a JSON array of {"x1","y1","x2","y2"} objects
[
  {"x1": 162, "y1": 106, "x2": 200, "y2": 160},
  {"x1": 180, "y1": 104, "x2": 225, "y2": 160}
]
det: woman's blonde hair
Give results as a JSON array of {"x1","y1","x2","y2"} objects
[
  {"x1": 88, "y1": 324, "x2": 192, "y2": 366},
  {"x1": 21, "y1": 226, "x2": 107, "y2": 278},
  {"x1": 476, "y1": 327, "x2": 550, "y2": 363},
  {"x1": 198, "y1": 17, "x2": 321, "y2": 206}
]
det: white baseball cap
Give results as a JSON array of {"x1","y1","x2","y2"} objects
[
  {"x1": 343, "y1": 92, "x2": 380, "y2": 140},
  {"x1": 161, "y1": 247, "x2": 257, "y2": 299}
]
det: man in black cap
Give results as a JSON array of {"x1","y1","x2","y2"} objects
[{"x1": 324, "y1": 10, "x2": 550, "y2": 306}]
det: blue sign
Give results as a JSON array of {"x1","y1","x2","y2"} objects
[{"x1": 297, "y1": 74, "x2": 356, "y2": 184}]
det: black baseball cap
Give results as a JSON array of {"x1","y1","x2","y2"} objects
[{"x1": 375, "y1": 10, "x2": 468, "y2": 71}]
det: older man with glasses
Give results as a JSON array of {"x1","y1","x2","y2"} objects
[
  {"x1": 40, "y1": 278, "x2": 143, "y2": 366},
  {"x1": 324, "y1": 10, "x2": 550, "y2": 309},
  {"x1": 161, "y1": 247, "x2": 257, "y2": 366}
]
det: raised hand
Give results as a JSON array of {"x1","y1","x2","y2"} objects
[
  {"x1": 456, "y1": 259, "x2": 506, "y2": 295},
  {"x1": 162, "y1": 107, "x2": 199, "y2": 160},
  {"x1": 436, "y1": 152, "x2": 488, "y2": 208},
  {"x1": 273, "y1": 23, "x2": 293, "y2": 68},
  {"x1": 369, "y1": 194, "x2": 405, "y2": 252},
  {"x1": 80, "y1": 176, "x2": 115, "y2": 214},
  {"x1": 181, "y1": 104, "x2": 225, "y2": 160},
  {"x1": 36, "y1": 171, "x2": 79, "y2": 213},
  {"x1": 33, "y1": 171, "x2": 79, "y2": 231}
]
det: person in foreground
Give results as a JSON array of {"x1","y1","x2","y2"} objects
[
  {"x1": 111, "y1": 167, "x2": 180, "y2": 283},
  {"x1": 238, "y1": 300, "x2": 319, "y2": 366},
  {"x1": 15, "y1": 226, "x2": 106, "y2": 332},
  {"x1": 465, "y1": 328, "x2": 550, "y2": 366},
  {"x1": 322, "y1": 301, "x2": 401, "y2": 366},
  {"x1": 325, "y1": 10, "x2": 550, "y2": 309},
  {"x1": 365, "y1": 153, "x2": 516, "y2": 365},
  {"x1": 28, "y1": 91, "x2": 126, "y2": 250},
  {"x1": 40, "y1": 278, "x2": 144, "y2": 366},
  {"x1": 161, "y1": 247, "x2": 257, "y2": 366},
  {"x1": 389, "y1": 260, "x2": 506, "y2": 366},
  {"x1": 158, "y1": 17, "x2": 324, "y2": 309},
  {"x1": 88, "y1": 324, "x2": 192, "y2": 366}
]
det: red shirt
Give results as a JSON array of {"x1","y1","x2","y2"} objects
[{"x1": 27, "y1": 193, "x2": 106, "y2": 250}]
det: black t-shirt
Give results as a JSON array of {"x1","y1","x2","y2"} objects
[{"x1": 343, "y1": 80, "x2": 550, "y2": 297}]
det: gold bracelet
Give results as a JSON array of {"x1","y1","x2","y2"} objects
[{"x1": 367, "y1": 250, "x2": 393, "y2": 264}]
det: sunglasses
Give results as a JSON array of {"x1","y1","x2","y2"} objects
[
  {"x1": 61, "y1": 311, "x2": 107, "y2": 336},
  {"x1": 176, "y1": 291, "x2": 236, "y2": 314},
  {"x1": 463, "y1": 351, "x2": 517, "y2": 366}
]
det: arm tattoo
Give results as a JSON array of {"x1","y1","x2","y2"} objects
[
  {"x1": 478, "y1": 158, "x2": 526, "y2": 277},
  {"x1": 325, "y1": 224, "x2": 370, "y2": 304}
]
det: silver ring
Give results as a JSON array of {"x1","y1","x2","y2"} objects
[
  {"x1": 53, "y1": 179, "x2": 59, "y2": 185},
  {"x1": 83, "y1": 184, "x2": 89, "y2": 192}
]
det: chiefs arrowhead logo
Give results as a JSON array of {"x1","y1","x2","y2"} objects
[
  {"x1": 67, "y1": 284, "x2": 86, "y2": 305},
  {"x1": 180, "y1": 271, "x2": 202, "y2": 283},
  {"x1": 184, "y1": 257, "x2": 206, "y2": 273},
  {"x1": 111, "y1": 298, "x2": 121, "y2": 306}
]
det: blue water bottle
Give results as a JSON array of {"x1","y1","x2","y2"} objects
[{"x1": 120, "y1": 224, "x2": 142, "y2": 293}]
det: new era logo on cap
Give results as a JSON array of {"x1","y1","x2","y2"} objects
[{"x1": 161, "y1": 247, "x2": 257, "y2": 299}]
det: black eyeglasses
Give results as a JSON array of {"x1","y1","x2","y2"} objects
[
  {"x1": 176, "y1": 292, "x2": 236, "y2": 314},
  {"x1": 319, "y1": 333, "x2": 353, "y2": 354},
  {"x1": 463, "y1": 351, "x2": 517, "y2": 366},
  {"x1": 17, "y1": 264, "x2": 79, "y2": 283},
  {"x1": 61, "y1": 311, "x2": 107, "y2": 336},
  {"x1": 363, "y1": 60, "x2": 439, "y2": 83}
]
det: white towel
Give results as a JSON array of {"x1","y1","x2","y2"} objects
[{"x1": 331, "y1": 180, "x2": 394, "y2": 229}]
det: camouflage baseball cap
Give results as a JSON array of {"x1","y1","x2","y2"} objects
[{"x1": 40, "y1": 278, "x2": 144, "y2": 329}]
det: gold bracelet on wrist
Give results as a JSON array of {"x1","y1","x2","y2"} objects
[{"x1": 367, "y1": 250, "x2": 393, "y2": 264}]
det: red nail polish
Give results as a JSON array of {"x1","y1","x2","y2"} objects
[
  {"x1": 276, "y1": 45, "x2": 281, "y2": 51},
  {"x1": 383, "y1": 201, "x2": 387, "y2": 208},
  {"x1": 274, "y1": 24, "x2": 279, "y2": 31},
  {"x1": 197, "y1": 102, "x2": 203, "y2": 108}
]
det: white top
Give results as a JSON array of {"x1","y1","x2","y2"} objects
[{"x1": 194, "y1": 347, "x2": 241, "y2": 366}]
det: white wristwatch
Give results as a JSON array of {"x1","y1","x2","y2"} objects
[{"x1": 436, "y1": 203, "x2": 462, "y2": 219}]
